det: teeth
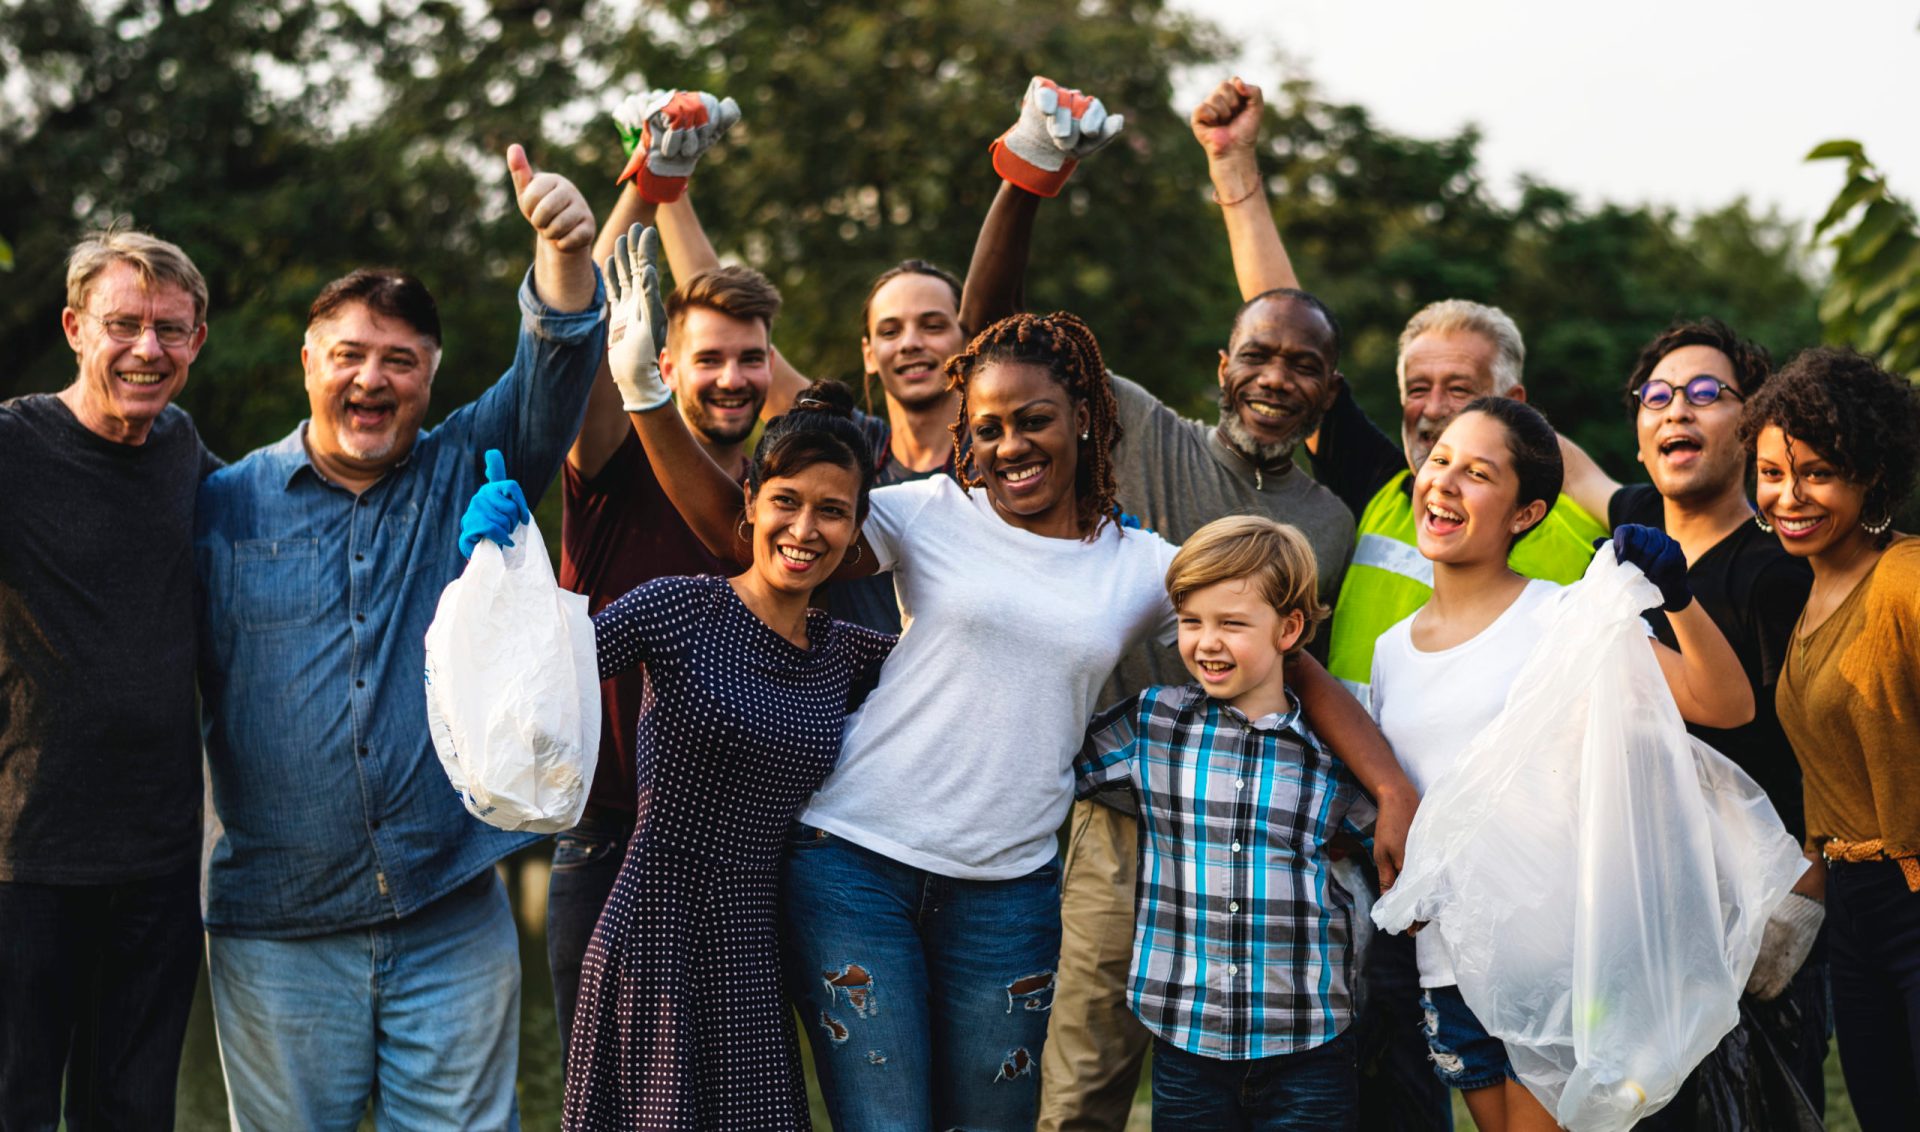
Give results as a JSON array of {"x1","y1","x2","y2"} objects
[
  {"x1": 1005, "y1": 465, "x2": 1043, "y2": 484},
  {"x1": 1198, "y1": 660, "x2": 1232, "y2": 672},
  {"x1": 1246, "y1": 402, "x2": 1283, "y2": 418},
  {"x1": 778, "y1": 546, "x2": 820, "y2": 562},
  {"x1": 1777, "y1": 516, "x2": 1821, "y2": 533},
  {"x1": 1426, "y1": 501, "x2": 1464, "y2": 523},
  {"x1": 120, "y1": 372, "x2": 166, "y2": 385}
]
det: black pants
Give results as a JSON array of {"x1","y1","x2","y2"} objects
[
  {"x1": 0, "y1": 863, "x2": 201, "y2": 1132},
  {"x1": 1829, "y1": 858, "x2": 1920, "y2": 1132},
  {"x1": 543, "y1": 805, "x2": 634, "y2": 1068},
  {"x1": 1352, "y1": 931, "x2": 1452, "y2": 1131}
]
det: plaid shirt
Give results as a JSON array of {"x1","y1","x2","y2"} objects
[{"x1": 1077, "y1": 682, "x2": 1375, "y2": 1059}]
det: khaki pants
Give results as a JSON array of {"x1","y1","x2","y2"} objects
[{"x1": 1038, "y1": 799, "x2": 1152, "y2": 1132}]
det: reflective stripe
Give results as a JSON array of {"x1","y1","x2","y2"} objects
[
  {"x1": 1352, "y1": 533, "x2": 1434, "y2": 588},
  {"x1": 1337, "y1": 677, "x2": 1372, "y2": 712}
]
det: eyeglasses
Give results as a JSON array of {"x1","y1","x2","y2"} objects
[
  {"x1": 1635, "y1": 374, "x2": 1744, "y2": 410},
  {"x1": 85, "y1": 312, "x2": 198, "y2": 348}
]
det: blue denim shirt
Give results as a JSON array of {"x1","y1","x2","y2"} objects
[{"x1": 196, "y1": 268, "x2": 605, "y2": 938}]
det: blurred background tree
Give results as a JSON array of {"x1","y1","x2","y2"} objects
[{"x1": 1, "y1": 0, "x2": 1827, "y2": 479}]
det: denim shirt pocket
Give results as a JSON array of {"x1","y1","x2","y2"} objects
[{"x1": 232, "y1": 538, "x2": 321, "y2": 631}]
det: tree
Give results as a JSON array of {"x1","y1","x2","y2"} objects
[{"x1": 1806, "y1": 139, "x2": 1920, "y2": 380}]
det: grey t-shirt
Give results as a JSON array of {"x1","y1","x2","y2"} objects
[
  {"x1": 0, "y1": 395, "x2": 216, "y2": 883},
  {"x1": 1102, "y1": 372, "x2": 1356, "y2": 706}
]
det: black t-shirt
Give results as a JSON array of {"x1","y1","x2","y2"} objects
[
  {"x1": 1308, "y1": 381, "x2": 1407, "y2": 521},
  {"x1": 0, "y1": 395, "x2": 217, "y2": 883},
  {"x1": 1610, "y1": 484, "x2": 1814, "y2": 840}
]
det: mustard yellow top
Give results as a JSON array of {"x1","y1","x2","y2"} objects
[{"x1": 1777, "y1": 537, "x2": 1920, "y2": 856}]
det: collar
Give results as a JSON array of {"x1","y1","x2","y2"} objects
[
  {"x1": 1166, "y1": 682, "x2": 1320, "y2": 749},
  {"x1": 1207, "y1": 427, "x2": 1297, "y2": 493},
  {"x1": 265, "y1": 421, "x2": 417, "y2": 492}
]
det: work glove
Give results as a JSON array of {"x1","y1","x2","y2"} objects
[
  {"x1": 990, "y1": 76, "x2": 1125, "y2": 198},
  {"x1": 459, "y1": 450, "x2": 530, "y2": 558},
  {"x1": 1746, "y1": 892, "x2": 1824, "y2": 1001},
  {"x1": 1608, "y1": 524, "x2": 1692, "y2": 612},
  {"x1": 613, "y1": 89, "x2": 741, "y2": 202},
  {"x1": 605, "y1": 223, "x2": 672, "y2": 412}
]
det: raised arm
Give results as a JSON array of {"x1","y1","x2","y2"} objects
[
  {"x1": 1287, "y1": 651, "x2": 1418, "y2": 889},
  {"x1": 1613, "y1": 525, "x2": 1755, "y2": 728},
  {"x1": 1558, "y1": 433, "x2": 1622, "y2": 525},
  {"x1": 1192, "y1": 78, "x2": 1298, "y2": 299},
  {"x1": 509, "y1": 144, "x2": 598, "y2": 313},
  {"x1": 571, "y1": 184, "x2": 662, "y2": 477}
]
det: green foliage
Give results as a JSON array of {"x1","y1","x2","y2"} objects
[
  {"x1": 1807, "y1": 139, "x2": 1920, "y2": 380},
  {"x1": 2, "y1": 0, "x2": 1820, "y2": 485}
]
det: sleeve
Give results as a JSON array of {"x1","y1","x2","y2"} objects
[
  {"x1": 437, "y1": 266, "x2": 610, "y2": 509},
  {"x1": 1607, "y1": 483, "x2": 1661, "y2": 531},
  {"x1": 591, "y1": 575, "x2": 702, "y2": 680},
  {"x1": 1366, "y1": 645, "x2": 1387, "y2": 725},
  {"x1": 1109, "y1": 371, "x2": 1181, "y2": 439},
  {"x1": 1307, "y1": 381, "x2": 1406, "y2": 521},
  {"x1": 1075, "y1": 691, "x2": 1148, "y2": 797},
  {"x1": 1149, "y1": 534, "x2": 1180, "y2": 648},
  {"x1": 836, "y1": 621, "x2": 897, "y2": 692},
  {"x1": 859, "y1": 478, "x2": 945, "y2": 573}
]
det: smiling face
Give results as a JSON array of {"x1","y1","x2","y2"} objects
[
  {"x1": 1413, "y1": 409, "x2": 1547, "y2": 565},
  {"x1": 862, "y1": 272, "x2": 966, "y2": 412},
  {"x1": 1216, "y1": 295, "x2": 1340, "y2": 461},
  {"x1": 965, "y1": 360, "x2": 1089, "y2": 536},
  {"x1": 1636, "y1": 344, "x2": 1748, "y2": 505},
  {"x1": 666, "y1": 306, "x2": 773, "y2": 447},
  {"x1": 1399, "y1": 329, "x2": 1506, "y2": 471},
  {"x1": 1177, "y1": 575, "x2": 1306, "y2": 709},
  {"x1": 59, "y1": 262, "x2": 207, "y2": 445},
  {"x1": 1753, "y1": 425, "x2": 1873, "y2": 560},
  {"x1": 302, "y1": 302, "x2": 436, "y2": 485},
  {"x1": 741, "y1": 460, "x2": 863, "y2": 600}
]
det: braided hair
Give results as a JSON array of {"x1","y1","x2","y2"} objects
[{"x1": 943, "y1": 311, "x2": 1122, "y2": 541}]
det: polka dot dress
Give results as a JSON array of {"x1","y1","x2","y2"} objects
[{"x1": 561, "y1": 575, "x2": 894, "y2": 1131}]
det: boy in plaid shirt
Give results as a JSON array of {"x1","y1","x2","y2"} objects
[{"x1": 1077, "y1": 516, "x2": 1411, "y2": 1130}]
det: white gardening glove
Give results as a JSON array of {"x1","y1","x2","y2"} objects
[
  {"x1": 604, "y1": 224, "x2": 671, "y2": 412},
  {"x1": 613, "y1": 89, "x2": 742, "y2": 202},
  {"x1": 990, "y1": 76, "x2": 1125, "y2": 198},
  {"x1": 1745, "y1": 892, "x2": 1824, "y2": 1001}
]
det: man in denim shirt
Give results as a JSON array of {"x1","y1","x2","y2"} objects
[{"x1": 194, "y1": 146, "x2": 604, "y2": 1130}]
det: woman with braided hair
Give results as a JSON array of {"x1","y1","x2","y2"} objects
[{"x1": 620, "y1": 301, "x2": 1172, "y2": 1128}]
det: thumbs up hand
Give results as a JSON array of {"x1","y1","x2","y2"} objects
[
  {"x1": 459, "y1": 449, "x2": 532, "y2": 559},
  {"x1": 507, "y1": 143, "x2": 595, "y2": 253}
]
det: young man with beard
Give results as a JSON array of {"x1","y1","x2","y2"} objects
[
  {"x1": 1559, "y1": 319, "x2": 1828, "y2": 1127},
  {"x1": 193, "y1": 146, "x2": 605, "y2": 1130},
  {"x1": 960, "y1": 76, "x2": 1400, "y2": 1132},
  {"x1": 1, "y1": 230, "x2": 217, "y2": 1130}
]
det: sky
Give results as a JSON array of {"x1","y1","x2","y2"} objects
[{"x1": 1174, "y1": 0, "x2": 1920, "y2": 236}]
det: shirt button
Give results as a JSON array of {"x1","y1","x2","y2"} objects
[
  {"x1": 355, "y1": 679, "x2": 366, "y2": 688},
  {"x1": 355, "y1": 613, "x2": 366, "y2": 623},
  {"x1": 369, "y1": 819, "x2": 381, "y2": 830},
  {"x1": 1235, "y1": 779, "x2": 1245, "y2": 790},
  {"x1": 355, "y1": 553, "x2": 365, "y2": 562},
  {"x1": 358, "y1": 746, "x2": 370, "y2": 757},
  {"x1": 1231, "y1": 841, "x2": 1242, "y2": 853},
  {"x1": 1229, "y1": 901, "x2": 1240, "y2": 912},
  {"x1": 1228, "y1": 964, "x2": 1239, "y2": 976}
]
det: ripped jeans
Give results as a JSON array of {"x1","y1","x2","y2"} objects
[{"x1": 779, "y1": 823, "x2": 1062, "y2": 1131}]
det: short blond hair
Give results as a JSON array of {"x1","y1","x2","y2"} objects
[
  {"x1": 1166, "y1": 516, "x2": 1329, "y2": 654},
  {"x1": 1396, "y1": 298, "x2": 1524, "y2": 396},
  {"x1": 66, "y1": 228, "x2": 209, "y2": 325}
]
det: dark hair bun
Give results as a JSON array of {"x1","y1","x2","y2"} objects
[{"x1": 792, "y1": 379, "x2": 856, "y2": 418}]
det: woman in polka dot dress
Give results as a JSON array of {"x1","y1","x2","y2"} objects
[{"x1": 461, "y1": 383, "x2": 891, "y2": 1130}]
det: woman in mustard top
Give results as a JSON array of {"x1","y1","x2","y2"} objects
[{"x1": 1742, "y1": 346, "x2": 1920, "y2": 1132}]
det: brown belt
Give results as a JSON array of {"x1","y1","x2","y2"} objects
[{"x1": 1823, "y1": 837, "x2": 1920, "y2": 892}]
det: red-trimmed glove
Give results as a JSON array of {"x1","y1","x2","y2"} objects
[
  {"x1": 990, "y1": 76, "x2": 1125, "y2": 198},
  {"x1": 613, "y1": 89, "x2": 741, "y2": 202}
]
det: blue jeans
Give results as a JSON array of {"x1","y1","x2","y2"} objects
[
  {"x1": 206, "y1": 869, "x2": 521, "y2": 1132},
  {"x1": 0, "y1": 864, "x2": 201, "y2": 1132},
  {"x1": 779, "y1": 823, "x2": 1062, "y2": 1131},
  {"x1": 1151, "y1": 1030, "x2": 1358, "y2": 1131},
  {"x1": 543, "y1": 805, "x2": 633, "y2": 1066}
]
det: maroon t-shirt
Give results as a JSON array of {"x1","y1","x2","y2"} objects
[{"x1": 560, "y1": 430, "x2": 737, "y2": 813}]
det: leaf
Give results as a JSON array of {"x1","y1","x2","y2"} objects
[
  {"x1": 1813, "y1": 174, "x2": 1883, "y2": 238},
  {"x1": 1853, "y1": 236, "x2": 1920, "y2": 310},
  {"x1": 1805, "y1": 139, "x2": 1866, "y2": 163},
  {"x1": 0, "y1": 235, "x2": 10, "y2": 271},
  {"x1": 1838, "y1": 198, "x2": 1911, "y2": 269}
]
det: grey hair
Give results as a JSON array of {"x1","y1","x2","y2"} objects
[
  {"x1": 66, "y1": 228, "x2": 209, "y2": 325},
  {"x1": 1396, "y1": 299, "x2": 1524, "y2": 396}
]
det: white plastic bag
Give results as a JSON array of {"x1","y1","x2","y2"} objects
[
  {"x1": 424, "y1": 517, "x2": 599, "y2": 834},
  {"x1": 1372, "y1": 551, "x2": 1806, "y2": 1132}
]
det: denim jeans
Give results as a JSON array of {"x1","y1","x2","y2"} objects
[
  {"x1": 779, "y1": 823, "x2": 1062, "y2": 1131},
  {"x1": 1151, "y1": 1029, "x2": 1358, "y2": 1131},
  {"x1": 1828, "y1": 858, "x2": 1920, "y2": 1132},
  {"x1": 206, "y1": 869, "x2": 521, "y2": 1132},
  {"x1": 0, "y1": 864, "x2": 200, "y2": 1132},
  {"x1": 543, "y1": 805, "x2": 633, "y2": 1066}
]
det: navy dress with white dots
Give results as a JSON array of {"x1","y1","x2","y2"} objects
[{"x1": 560, "y1": 574, "x2": 894, "y2": 1131}]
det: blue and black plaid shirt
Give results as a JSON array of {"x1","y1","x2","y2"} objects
[{"x1": 1077, "y1": 682, "x2": 1375, "y2": 1059}]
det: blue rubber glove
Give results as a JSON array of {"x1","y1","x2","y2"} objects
[
  {"x1": 1610, "y1": 523, "x2": 1691, "y2": 612},
  {"x1": 459, "y1": 449, "x2": 531, "y2": 559}
]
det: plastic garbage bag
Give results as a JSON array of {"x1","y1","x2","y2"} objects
[
  {"x1": 1372, "y1": 551, "x2": 1807, "y2": 1132},
  {"x1": 424, "y1": 516, "x2": 599, "y2": 834},
  {"x1": 1691, "y1": 1001, "x2": 1825, "y2": 1132}
]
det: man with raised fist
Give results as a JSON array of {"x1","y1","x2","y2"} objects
[{"x1": 193, "y1": 145, "x2": 606, "y2": 1130}]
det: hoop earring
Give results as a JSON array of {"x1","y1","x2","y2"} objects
[
  {"x1": 736, "y1": 516, "x2": 752, "y2": 544},
  {"x1": 847, "y1": 542, "x2": 863, "y2": 566},
  {"x1": 1864, "y1": 509, "x2": 1894, "y2": 536},
  {"x1": 1753, "y1": 513, "x2": 1773, "y2": 534}
]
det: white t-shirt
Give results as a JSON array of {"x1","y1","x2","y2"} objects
[
  {"x1": 800, "y1": 476, "x2": 1178, "y2": 880},
  {"x1": 1370, "y1": 578, "x2": 1562, "y2": 987}
]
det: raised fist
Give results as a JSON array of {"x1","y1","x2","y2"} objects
[
  {"x1": 990, "y1": 76, "x2": 1125, "y2": 198},
  {"x1": 1191, "y1": 77, "x2": 1264, "y2": 162},
  {"x1": 613, "y1": 89, "x2": 742, "y2": 203}
]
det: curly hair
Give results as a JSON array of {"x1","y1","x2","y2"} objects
[
  {"x1": 1740, "y1": 346, "x2": 1920, "y2": 547},
  {"x1": 1622, "y1": 317, "x2": 1772, "y2": 410},
  {"x1": 943, "y1": 311, "x2": 1121, "y2": 541}
]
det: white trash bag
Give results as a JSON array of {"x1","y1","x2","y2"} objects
[
  {"x1": 1372, "y1": 551, "x2": 1806, "y2": 1132},
  {"x1": 424, "y1": 517, "x2": 599, "y2": 834}
]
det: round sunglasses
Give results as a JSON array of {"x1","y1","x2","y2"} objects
[{"x1": 1634, "y1": 374, "x2": 1744, "y2": 410}]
